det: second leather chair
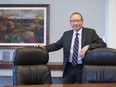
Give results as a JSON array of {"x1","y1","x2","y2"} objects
[{"x1": 82, "y1": 48, "x2": 116, "y2": 83}]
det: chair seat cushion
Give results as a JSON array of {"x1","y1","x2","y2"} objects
[
  {"x1": 82, "y1": 65, "x2": 116, "y2": 83},
  {"x1": 13, "y1": 65, "x2": 51, "y2": 85}
]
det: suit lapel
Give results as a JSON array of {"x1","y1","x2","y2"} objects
[
  {"x1": 82, "y1": 28, "x2": 87, "y2": 48},
  {"x1": 67, "y1": 30, "x2": 73, "y2": 49},
  {"x1": 65, "y1": 30, "x2": 73, "y2": 58}
]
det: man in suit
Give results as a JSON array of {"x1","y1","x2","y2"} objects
[{"x1": 35, "y1": 12, "x2": 107, "y2": 84}]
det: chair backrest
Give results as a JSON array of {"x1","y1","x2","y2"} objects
[
  {"x1": 13, "y1": 47, "x2": 52, "y2": 85},
  {"x1": 82, "y1": 48, "x2": 116, "y2": 83}
]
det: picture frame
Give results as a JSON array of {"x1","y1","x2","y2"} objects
[{"x1": 0, "y1": 4, "x2": 50, "y2": 48}]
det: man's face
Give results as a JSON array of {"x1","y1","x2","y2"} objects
[{"x1": 70, "y1": 14, "x2": 83, "y2": 32}]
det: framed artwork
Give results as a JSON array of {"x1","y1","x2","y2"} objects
[{"x1": 0, "y1": 4, "x2": 50, "y2": 48}]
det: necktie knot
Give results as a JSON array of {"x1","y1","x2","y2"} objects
[{"x1": 76, "y1": 33, "x2": 79, "y2": 36}]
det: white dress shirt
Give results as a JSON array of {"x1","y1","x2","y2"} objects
[{"x1": 69, "y1": 28, "x2": 82, "y2": 64}]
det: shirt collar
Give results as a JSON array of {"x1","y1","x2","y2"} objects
[{"x1": 73, "y1": 28, "x2": 82, "y2": 36}]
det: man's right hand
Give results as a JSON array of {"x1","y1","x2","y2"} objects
[{"x1": 34, "y1": 44, "x2": 45, "y2": 49}]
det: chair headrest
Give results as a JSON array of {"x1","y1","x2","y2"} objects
[
  {"x1": 84, "y1": 48, "x2": 116, "y2": 65},
  {"x1": 13, "y1": 47, "x2": 49, "y2": 65}
]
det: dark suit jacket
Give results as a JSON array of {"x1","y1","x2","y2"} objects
[{"x1": 46, "y1": 27, "x2": 107, "y2": 70}]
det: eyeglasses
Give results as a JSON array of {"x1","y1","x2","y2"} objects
[{"x1": 70, "y1": 20, "x2": 82, "y2": 23}]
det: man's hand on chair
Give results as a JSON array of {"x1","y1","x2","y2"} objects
[{"x1": 34, "y1": 44, "x2": 45, "y2": 49}]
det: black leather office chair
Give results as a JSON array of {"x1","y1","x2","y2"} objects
[
  {"x1": 82, "y1": 48, "x2": 116, "y2": 83},
  {"x1": 13, "y1": 47, "x2": 52, "y2": 85}
]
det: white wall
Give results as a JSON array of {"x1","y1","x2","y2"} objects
[{"x1": 105, "y1": 0, "x2": 116, "y2": 48}]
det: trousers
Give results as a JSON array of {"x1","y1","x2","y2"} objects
[{"x1": 63, "y1": 62, "x2": 83, "y2": 84}]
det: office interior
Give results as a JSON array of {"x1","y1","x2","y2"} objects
[{"x1": 0, "y1": 0, "x2": 116, "y2": 86}]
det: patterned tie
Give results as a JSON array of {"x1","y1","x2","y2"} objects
[{"x1": 72, "y1": 33, "x2": 79, "y2": 66}]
